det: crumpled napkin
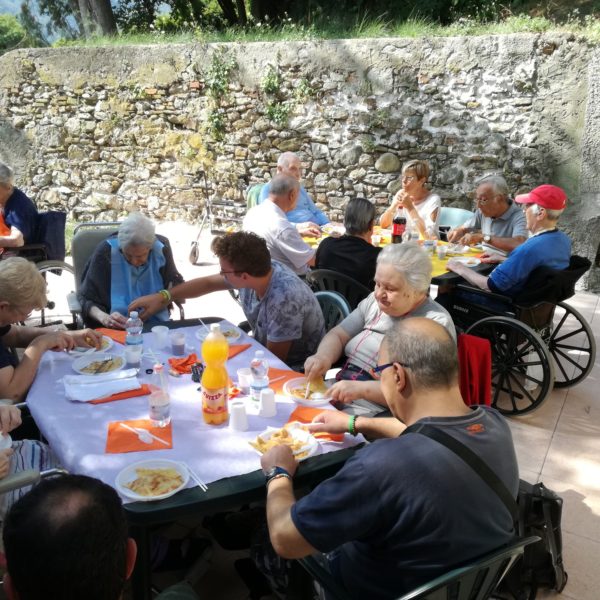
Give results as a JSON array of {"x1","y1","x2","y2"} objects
[
  {"x1": 64, "y1": 368, "x2": 142, "y2": 402},
  {"x1": 168, "y1": 353, "x2": 198, "y2": 374}
]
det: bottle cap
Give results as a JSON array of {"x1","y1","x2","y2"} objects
[
  {"x1": 130, "y1": 311, "x2": 138, "y2": 318},
  {"x1": 210, "y1": 323, "x2": 221, "y2": 331},
  {"x1": 154, "y1": 363, "x2": 164, "y2": 372}
]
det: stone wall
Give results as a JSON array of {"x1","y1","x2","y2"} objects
[{"x1": 0, "y1": 34, "x2": 599, "y2": 288}]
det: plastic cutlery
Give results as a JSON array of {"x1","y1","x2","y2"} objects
[{"x1": 120, "y1": 423, "x2": 170, "y2": 446}]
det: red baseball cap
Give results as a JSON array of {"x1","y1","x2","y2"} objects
[{"x1": 515, "y1": 185, "x2": 567, "y2": 210}]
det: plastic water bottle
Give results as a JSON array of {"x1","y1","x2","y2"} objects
[
  {"x1": 125, "y1": 311, "x2": 143, "y2": 347},
  {"x1": 250, "y1": 350, "x2": 269, "y2": 402},
  {"x1": 149, "y1": 363, "x2": 171, "y2": 427}
]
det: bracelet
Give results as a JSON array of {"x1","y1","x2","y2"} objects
[
  {"x1": 158, "y1": 289, "x2": 171, "y2": 305},
  {"x1": 266, "y1": 473, "x2": 292, "y2": 488},
  {"x1": 348, "y1": 415, "x2": 357, "y2": 436}
]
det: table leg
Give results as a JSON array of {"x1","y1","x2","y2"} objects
[{"x1": 130, "y1": 525, "x2": 152, "y2": 600}]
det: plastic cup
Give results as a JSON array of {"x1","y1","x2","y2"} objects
[
  {"x1": 152, "y1": 325, "x2": 169, "y2": 349},
  {"x1": 229, "y1": 401, "x2": 248, "y2": 431},
  {"x1": 237, "y1": 368, "x2": 252, "y2": 395},
  {"x1": 371, "y1": 234, "x2": 381, "y2": 247},
  {"x1": 437, "y1": 246, "x2": 448, "y2": 260},
  {"x1": 169, "y1": 331, "x2": 186, "y2": 356},
  {"x1": 423, "y1": 239, "x2": 436, "y2": 255},
  {"x1": 124, "y1": 345, "x2": 143, "y2": 367},
  {"x1": 259, "y1": 388, "x2": 277, "y2": 418}
]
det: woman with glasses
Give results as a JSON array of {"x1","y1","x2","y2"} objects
[
  {"x1": 379, "y1": 160, "x2": 440, "y2": 239},
  {"x1": 78, "y1": 213, "x2": 183, "y2": 329}
]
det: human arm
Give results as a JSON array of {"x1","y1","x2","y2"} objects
[
  {"x1": 0, "y1": 448, "x2": 14, "y2": 478},
  {"x1": 89, "y1": 308, "x2": 128, "y2": 329},
  {"x1": 303, "y1": 325, "x2": 351, "y2": 380},
  {"x1": 77, "y1": 242, "x2": 113, "y2": 325},
  {"x1": 295, "y1": 222, "x2": 322, "y2": 237},
  {"x1": 326, "y1": 380, "x2": 387, "y2": 407},
  {"x1": 379, "y1": 191, "x2": 404, "y2": 228},
  {"x1": 0, "y1": 226, "x2": 24, "y2": 248},
  {"x1": 402, "y1": 195, "x2": 440, "y2": 240},
  {"x1": 480, "y1": 252, "x2": 507, "y2": 264},
  {"x1": 446, "y1": 259, "x2": 491, "y2": 290},
  {"x1": 307, "y1": 410, "x2": 406, "y2": 439},
  {"x1": 0, "y1": 404, "x2": 22, "y2": 434},
  {"x1": 459, "y1": 231, "x2": 527, "y2": 251},
  {"x1": 278, "y1": 228, "x2": 316, "y2": 272}
]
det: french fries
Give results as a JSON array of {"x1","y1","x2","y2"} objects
[
  {"x1": 125, "y1": 467, "x2": 183, "y2": 497},
  {"x1": 249, "y1": 427, "x2": 310, "y2": 460}
]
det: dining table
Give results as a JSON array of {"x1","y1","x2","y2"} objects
[{"x1": 25, "y1": 319, "x2": 364, "y2": 599}]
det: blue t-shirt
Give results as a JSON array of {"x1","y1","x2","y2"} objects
[
  {"x1": 4, "y1": 188, "x2": 38, "y2": 244},
  {"x1": 239, "y1": 261, "x2": 325, "y2": 366},
  {"x1": 488, "y1": 229, "x2": 571, "y2": 295},
  {"x1": 291, "y1": 406, "x2": 518, "y2": 600},
  {"x1": 259, "y1": 183, "x2": 329, "y2": 226}
]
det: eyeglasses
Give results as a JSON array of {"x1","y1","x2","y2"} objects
[
  {"x1": 476, "y1": 196, "x2": 492, "y2": 205},
  {"x1": 219, "y1": 270, "x2": 239, "y2": 276},
  {"x1": 402, "y1": 176, "x2": 416, "y2": 182},
  {"x1": 371, "y1": 361, "x2": 411, "y2": 377}
]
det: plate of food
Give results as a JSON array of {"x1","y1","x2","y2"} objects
[
  {"x1": 451, "y1": 257, "x2": 481, "y2": 267},
  {"x1": 72, "y1": 353, "x2": 125, "y2": 375},
  {"x1": 283, "y1": 377, "x2": 331, "y2": 406},
  {"x1": 71, "y1": 336, "x2": 113, "y2": 354},
  {"x1": 249, "y1": 424, "x2": 320, "y2": 461},
  {"x1": 195, "y1": 324, "x2": 241, "y2": 342},
  {"x1": 321, "y1": 224, "x2": 345, "y2": 237},
  {"x1": 116, "y1": 459, "x2": 189, "y2": 502}
]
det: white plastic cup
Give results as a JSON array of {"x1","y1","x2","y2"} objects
[
  {"x1": 169, "y1": 331, "x2": 186, "y2": 356},
  {"x1": 124, "y1": 344, "x2": 143, "y2": 367},
  {"x1": 237, "y1": 368, "x2": 252, "y2": 395},
  {"x1": 371, "y1": 234, "x2": 381, "y2": 247},
  {"x1": 423, "y1": 239, "x2": 436, "y2": 255},
  {"x1": 259, "y1": 388, "x2": 277, "y2": 418},
  {"x1": 229, "y1": 401, "x2": 249, "y2": 431},
  {"x1": 152, "y1": 325, "x2": 169, "y2": 349},
  {"x1": 437, "y1": 246, "x2": 448, "y2": 260}
]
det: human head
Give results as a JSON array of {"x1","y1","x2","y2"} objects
[
  {"x1": 474, "y1": 174, "x2": 510, "y2": 218},
  {"x1": 3, "y1": 474, "x2": 137, "y2": 600},
  {"x1": 117, "y1": 212, "x2": 157, "y2": 267},
  {"x1": 379, "y1": 318, "x2": 459, "y2": 418},
  {"x1": 276, "y1": 152, "x2": 302, "y2": 181},
  {"x1": 211, "y1": 231, "x2": 272, "y2": 285},
  {"x1": 0, "y1": 162, "x2": 15, "y2": 205},
  {"x1": 515, "y1": 184, "x2": 567, "y2": 222},
  {"x1": 344, "y1": 197, "x2": 376, "y2": 236},
  {"x1": 374, "y1": 243, "x2": 432, "y2": 317},
  {"x1": 268, "y1": 174, "x2": 300, "y2": 213},
  {"x1": 401, "y1": 160, "x2": 430, "y2": 193},
  {"x1": 0, "y1": 257, "x2": 47, "y2": 325}
]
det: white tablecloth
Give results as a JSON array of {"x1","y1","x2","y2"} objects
[{"x1": 27, "y1": 322, "x2": 362, "y2": 498}]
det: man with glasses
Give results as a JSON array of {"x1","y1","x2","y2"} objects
[
  {"x1": 259, "y1": 318, "x2": 518, "y2": 600},
  {"x1": 447, "y1": 174, "x2": 527, "y2": 254}
]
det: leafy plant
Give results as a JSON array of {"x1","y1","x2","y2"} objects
[
  {"x1": 205, "y1": 50, "x2": 237, "y2": 100},
  {"x1": 266, "y1": 100, "x2": 292, "y2": 126},
  {"x1": 207, "y1": 108, "x2": 226, "y2": 140},
  {"x1": 261, "y1": 65, "x2": 283, "y2": 95}
]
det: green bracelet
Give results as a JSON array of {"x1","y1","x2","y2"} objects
[
  {"x1": 158, "y1": 289, "x2": 171, "y2": 304},
  {"x1": 348, "y1": 415, "x2": 357, "y2": 436}
]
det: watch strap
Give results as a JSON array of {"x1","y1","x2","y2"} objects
[{"x1": 265, "y1": 466, "x2": 292, "y2": 486}]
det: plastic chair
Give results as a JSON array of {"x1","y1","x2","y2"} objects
[
  {"x1": 246, "y1": 183, "x2": 265, "y2": 209},
  {"x1": 306, "y1": 269, "x2": 371, "y2": 311},
  {"x1": 314, "y1": 291, "x2": 351, "y2": 331},
  {"x1": 299, "y1": 536, "x2": 539, "y2": 600},
  {"x1": 438, "y1": 207, "x2": 474, "y2": 241}
]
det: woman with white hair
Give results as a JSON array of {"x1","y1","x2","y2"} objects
[
  {"x1": 78, "y1": 213, "x2": 184, "y2": 329},
  {"x1": 304, "y1": 243, "x2": 455, "y2": 413}
]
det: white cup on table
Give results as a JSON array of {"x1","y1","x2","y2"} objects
[
  {"x1": 229, "y1": 401, "x2": 248, "y2": 431},
  {"x1": 124, "y1": 344, "x2": 143, "y2": 367},
  {"x1": 258, "y1": 388, "x2": 276, "y2": 418},
  {"x1": 236, "y1": 368, "x2": 252, "y2": 396},
  {"x1": 151, "y1": 325, "x2": 169, "y2": 349},
  {"x1": 169, "y1": 331, "x2": 186, "y2": 356}
]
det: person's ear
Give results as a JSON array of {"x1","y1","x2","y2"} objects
[
  {"x1": 392, "y1": 362, "x2": 407, "y2": 394},
  {"x1": 3, "y1": 572, "x2": 19, "y2": 600},
  {"x1": 125, "y1": 538, "x2": 138, "y2": 580}
]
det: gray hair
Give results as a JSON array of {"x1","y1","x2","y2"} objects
[
  {"x1": 117, "y1": 213, "x2": 156, "y2": 249},
  {"x1": 384, "y1": 320, "x2": 458, "y2": 389},
  {"x1": 476, "y1": 174, "x2": 509, "y2": 198},
  {"x1": 532, "y1": 204, "x2": 563, "y2": 220},
  {"x1": 376, "y1": 242, "x2": 432, "y2": 293},
  {"x1": 269, "y1": 174, "x2": 299, "y2": 197},
  {"x1": 344, "y1": 197, "x2": 376, "y2": 235},
  {"x1": 0, "y1": 162, "x2": 15, "y2": 188},
  {"x1": 277, "y1": 152, "x2": 300, "y2": 169}
]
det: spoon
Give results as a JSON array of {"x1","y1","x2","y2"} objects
[{"x1": 120, "y1": 423, "x2": 170, "y2": 446}]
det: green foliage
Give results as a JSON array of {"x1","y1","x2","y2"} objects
[
  {"x1": 0, "y1": 15, "x2": 27, "y2": 52},
  {"x1": 261, "y1": 65, "x2": 283, "y2": 95},
  {"x1": 265, "y1": 100, "x2": 291, "y2": 126},
  {"x1": 207, "y1": 108, "x2": 226, "y2": 140},
  {"x1": 294, "y1": 78, "x2": 317, "y2": 100},
  {"x1": 205, "y1": 51, "x2": 237, "y2": 99}
]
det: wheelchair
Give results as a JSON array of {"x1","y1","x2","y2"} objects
[{"x1": 442, "y1": 256, "x2": 596, "y2": 415}]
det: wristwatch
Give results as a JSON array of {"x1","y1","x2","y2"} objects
[
  {"x1": 483, "y1": 234, "x2": 491, "y2": 243},
  {"x1": 265, "y1": 466, "x2": 292, "y2": 486}
]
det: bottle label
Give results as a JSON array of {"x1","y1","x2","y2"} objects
[
  {"x1": 392, "y1": 221, "x2": 406, "y2": 236},
  {"x1": 202, "y1": 387, "x2": 228, "y2": 414}
]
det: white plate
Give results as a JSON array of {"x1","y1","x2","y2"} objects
[
  {"x1": 71, "y1": 336, "x2": 113, "y2": 354},
  {"x1": 72, "y1": 353, "x2": 125, "y2": 375},
  {"x1": 251, "y1": 423, "x2": 320, "y2": 462},
  {"x1": 452, "y1": 257, "x2": 481, "y2": 267},
  {"x1": 321, "y1": 224, "x2": 345, "y2": 237},
  {"x1": 115, "y1": 459, "x2": 189, "y2": 502},
  {"x1": 283, "y1": 377, "x2": 332, "y2": 407},
  {"x1": 194, "y1": 324, "x2": 241, "y2": 342}
]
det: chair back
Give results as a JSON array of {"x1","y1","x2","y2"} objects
[
  {"x1": 246, "y1": 184, "x2": 265, "y2": 209},
  {"x1": 35, "y1": 211, "x2": 67, "y2": 261},
  {"x1": 71, "y1": 222, "x2": 120, "y2": 289},
  {"x1": 306, "y1": 269, "x2": 371, "y2": 311},
  {"x1": 315, "y1": 291, "x2": 351, "y2": 331},
  {"x1": 438, "y1": 207, "x2": 474, "y2": 229},
  {"x1": 457, "y1": 334, "x2": 492, "y2": 407}
]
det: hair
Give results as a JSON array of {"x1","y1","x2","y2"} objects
[
  {"x1": 0, "y1": 257, "x2": 47, "y2": 309},
  {"x1": 277, "y1": 152, "x2": 300, "y2": 169},
  {"x1": 211, "y1": 231, "x2": 271, "y2": 277},
  {"x1": 344, "y1": 197, "x2": 376, "y2": 235},
  {"x1": 117, "y1": 212, "x2": 156, "y2": 249},
  {"x1": 475, "y1": 174, "x2": 509, "y2": 198},
  {"x1": 3, "y1": 475, "x2": 129, "y2": 600},
  {"x1": 376, "y1": 242, "x2": 432, "y2": 293},
  {"x1": 402, "y1": 160, "x2": 430, "y2": 181},
  {"x1": 532, "y1": 204, "x2": 563, "y2": 220},
  {"x1": 269, "y1": 174, "x2": 299, "y2": 197},
  {"x1": 384, "y1": 320, "x2": 459, "y2": 389},
  {"x1": 0, "y1": 162, "x2": 14, "y2": 188}
]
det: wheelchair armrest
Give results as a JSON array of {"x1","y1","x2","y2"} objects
[
  {"x1": 455, "y1": 283, "x2": 515, "y2": 305},
  {"x1": 66, "y1": 291, "x2": 82, "y2": 314},
  {"x1": 0, "y1": 469, "x2": 41, "y2": 494}
]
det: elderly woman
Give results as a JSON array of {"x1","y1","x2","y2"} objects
[
  {"x1": 380, "y1": 160, "x2": 441, "y2": 240},
  {"x1": 0, "y1": 258, "x2": 102, "y2": 402},
  {"x1": 304, "y1": 243, "x2": 455, "y2": 413},
  {"x1": 78, "y1": 213, "x2": 184, "y2": 329}
]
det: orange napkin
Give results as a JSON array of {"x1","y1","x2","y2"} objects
[
  {"x1": 90, "y1": 384, "x2": 151, "y2": 405},
  {"x1": 106, "y1": 419, "x2": 173, "y2": 453},
  {"x1": 168, "y1": 353, "x2": 198, "y2": 374},
  {"x1": 268, "y1": 367, "x2": 303, "y2": 394},
  {"x1": 95, "y1": 328, "x2": 126, "y2": 345},
  {"x1": 228, "y1": 344, "x2": 251, "y2": 359},
  {"x1": 287, "y1": 406, "x2": 344, "y2": 442}
]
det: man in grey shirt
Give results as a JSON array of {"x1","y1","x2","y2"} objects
[{"x1": 448, "y1": 175, "x2": 527, "y2": 254}]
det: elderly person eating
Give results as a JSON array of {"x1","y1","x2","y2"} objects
[
  {"x1": 304, "y1": 243, "x2": 455, "y2": 413},
  {"x1": 78, "y1": 213, "x2": 183, "y2": 329},
  {"x1": 0, "y1": 258, "x2": 101, "y2": 402}
]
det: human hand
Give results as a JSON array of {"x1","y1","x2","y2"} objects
[
  {"x1": 296, "y1": 222, "x2": 321, "y2": 237},
  {"x1": 401, "y1": 195, "x2": 415, "y2": 212},
  {"x1": 446, "y1": 259, "x2": 469, "y2": 275},
  {"x1": 306, "y1": 410, "x2": 350, "y2": 435},
  {"x1": 260, "y1": 445, "x2": 298, "y2": 477},
  {"x1": 0, "y1": 448, "x2": 14, "y2": 479},
  {"x1": 303, "y1": 354, "x2": 332, "y2": 381},
  {"x1": 69, "y1": 329, "x2": 103, "y2": 348},
  {"x1": 446, "y1": 228, "x2": 464, "y2": 243},
  {"x1": 33, "y1": 331, "x2": 75, "y2": 353},
  {"x1": 459, "y1": 232, "x2": 483, "y2": 246},
  {"x1": 128, "y1": 294, "x2": 162, "y2": 321},
  {"x1": 392, "y1": 190, "x2": 407, "y2": 210},
  {"x1": 103, "y1": 312, "x2": 128, "y2": 329},
  {"x1": 326, "y1": 380, "x2": 365, "y2": 404},
  {"x1": 480, "y1": 252, "x2": 506, "y2": 264},
  {"x1": 0, "y1": 405, "x2": 21, "y2": 434}
]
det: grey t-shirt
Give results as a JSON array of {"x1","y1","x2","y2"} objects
[
  {"x1": 240, "y1": 261, "x2": 325, "y2": 366},
  {"x1": 463, "y1": 202, "x2": 527, "y2": 240},
  {"x1": 339, "y1": 294, "x2": 456, "y2": 372}
]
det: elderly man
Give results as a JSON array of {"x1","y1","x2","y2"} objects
[
  {"x1": 244, "y1": 174, "x2": 316, "y2": 276},
  {"x1": 261, "y1": 318, "x2": 518, "y2": 600},
  {"x1": 447, "y1": 184, "x2": 570, "y2": 296},
  {"x1": 258, "y1": 151, "x2": 328, "y2": 237},
  {"x1": 0, "y1": 162, "x2": 38, "y2": 251},
  {"x1": 129, "y1": 231, "x2": 324, "y2": 366},
  {"x1": 447, "y1": 174, "x2": 527, "y2": 254}
]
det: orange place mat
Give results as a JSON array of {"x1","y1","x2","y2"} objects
[
  {"x1": 229, "y1": 344, "x2": 251, "y2": 359},
  {"x1": 95, "y1": 328, "x2": 127, "y2": 345},
  {"x1": 268, "y1": 367, "x2": 303, "y2": 394},
  {"x1": 106, "y1": 418, "x2": 173, "y2": 453},
  {"x1": 90, "y1": 384, "x2": 151, "y2": 405},
  {"x1": 287, "y1": 406, "x2": 344, "y2": 443},
  {"x1": 169, "y1": 353, "x2": 198, "y2": 374}
]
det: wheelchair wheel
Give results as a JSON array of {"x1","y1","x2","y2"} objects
[
  {"x1": 189, "y1": 242, "x2": 199, "y2": 265},
  {"x1": 548, "y1": 302, "x2": 596, "y2": 388},
  {"x1": 467, "y1": 316, "x2": 555, "y2": 415}
]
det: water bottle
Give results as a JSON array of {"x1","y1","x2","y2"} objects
[
  {"x1": 250, "y1": 350, "x2": 269, "y2": 402},
  {"x1": 125, "y1": 311, "x2": 143, "y2": 346},
  {"x1": 149, "y1": 363, "x2": 171, "y2": 427}
]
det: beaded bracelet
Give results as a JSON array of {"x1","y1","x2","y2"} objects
[
  {"x1": 158, "y1": 289, "x2": 171, "y2": 305},
  {"x1": 348, "y1": 415, "x2": 357, "y2": 436}
]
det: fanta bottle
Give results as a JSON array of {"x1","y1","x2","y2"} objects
[{"x1": 201, "y1": 323, "x2": 229, "y2": 425}]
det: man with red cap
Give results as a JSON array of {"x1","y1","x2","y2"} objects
[{"x1": 446, "y1": 184, "x2": 570, "y2": 296}]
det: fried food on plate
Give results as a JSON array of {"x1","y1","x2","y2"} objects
[
  {"x1": 249, "y1": 427, "x2": 310, "y2": 460},
  {"x1": 124, "y1": 467, "x2": 184, "y2": 497}
]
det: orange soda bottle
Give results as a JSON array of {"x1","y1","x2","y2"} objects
[{"x1": 201, "y1": 323, "x2": 229, "y2": 425}]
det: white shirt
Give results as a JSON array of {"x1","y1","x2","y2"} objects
[{"x1": 402, "y1": 193, "x2": 441, "y2": 235}]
